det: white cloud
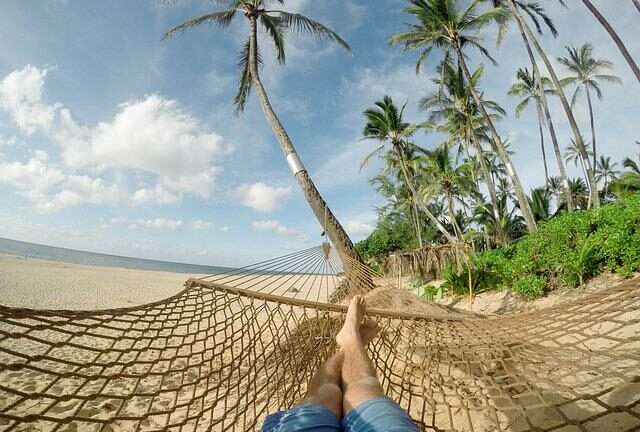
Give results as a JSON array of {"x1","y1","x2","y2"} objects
[
  {"x1": 345, "y1": 220, "x2": 374, "y2": 237},
  {"x1": 191, "y1": 219, "x2": 211, "y2": 230},
  {"x1": 0, "y1": 66, "x2": 232, "y2": 210},
  {"x1": 230, "y1": 182, "x2": 292, "y2": 213},
  {"x1": 252, "y1": 219, "x2": 306, "y2": 241},
  {"x1": 132, "y1": 218, "x2": 183, "y2": 231},
  {"x1": 0, "y1": 65, "x2": 60, "y2": 135}
]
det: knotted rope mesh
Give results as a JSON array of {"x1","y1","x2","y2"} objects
[{"x1": 0, "y1": 245, "x2": 639, "y2": 431}]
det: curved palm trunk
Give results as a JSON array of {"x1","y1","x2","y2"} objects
[
  {"x1": 469, "y1": 134, "x2": 507, "y2": 244},
  {"x1": 535, "y1": 103, "x2": 550, "y2": 185},
  {"x1": 508, "y1": 1, "x2": 600, "y2": 209},
  {"x1": 585, "y1": 86, "x2": 598, "y2": 180},
  {"x1": 581, "y1": 0, "x2": 640, "y2": 83},
  {"x1": 247, "y1": 17, "x2": 362, "y2": 274},
  {"x1": 392, "y1": 142, "x2": 457, "y2": 244},
  {"x1": 634, "y1": 0, "x2": 640, "y2": 14},
  {"x1": 509, "y1": 11, "x2": 575, "y2": 211},
  {"x1": 544, "y1": 104, "x2": 575, "y2": 211},
  {"x1": 446, "y1": 193, "x2": 463, "y2": 241},
  {"x1": 456, "y1": 50, "x2": 538, "y2": 233}
]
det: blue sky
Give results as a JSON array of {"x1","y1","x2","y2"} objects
[{"x1": 0, "y1": 0, "x2": 638, "y2": 267}]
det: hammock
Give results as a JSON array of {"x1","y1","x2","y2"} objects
[{"x1": 0, "y1": 244, "x2": 639, "y2": 432}]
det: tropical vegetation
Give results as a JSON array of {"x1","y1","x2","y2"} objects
[{"x1": 165, "y1": 1, "x2": 640, "y2": 301}]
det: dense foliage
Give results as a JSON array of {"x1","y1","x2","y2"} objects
[
  {"x1": 355, "y1": 215, "x2": 418, "y2": 264},
  {"x1": 442, "y1": 194, "x2": 640, "y2": 298}
]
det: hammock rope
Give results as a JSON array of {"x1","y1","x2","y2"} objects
[{"x1": 0, "y1": 245, "x2": 639, "y2": 431}]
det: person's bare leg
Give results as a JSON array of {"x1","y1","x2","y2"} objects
[
  {"x1": 336, "y1": 295, "x2": 385, "y2": 415},
  {"x1": 298, "y1": 350, "x2": 344, "y2": 418}
]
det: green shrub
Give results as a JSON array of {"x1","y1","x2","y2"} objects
[
  {"x1": 513, "y1": 275, "x2": 545, "y2": 299},
  {"x1": 441, "y1": 194, "x2": 640, "y2": 300}
]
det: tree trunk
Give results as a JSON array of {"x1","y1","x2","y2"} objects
[
  {"x1": 535, "y1": 102, "x2": 550, "y2": 185},
  {"x1": 581, "y1": 0, "x2": 640, "y2": 83},
  {"x1": 392, "y1": 142, "x2": 458, "y2": 244},
  {"x1": 247, "y1": 17, "x2": 362, "y2": 275},
  {"x1": 510, "y1": 11, "x2": 575, "y2": 211},
  {"x1": 585, "y1": 85, "x2": 597, "y2": 181},
  {"x1": 544, "y1": 104, "x2": 575, "y2": 211},
  {"x1": 447, "y1": 193, "x2": 463, "y2": 241},
  {"x1": 469, "y1": 134, "x2": 507, "y2": 244},
  {"x1": 508, "y1": 1, "x2": 600, "y2": 209},
  {"x1": 456, "y1": 48, "x2": 538, "y2": 233},
  {"x1": 633, "y1": 0, "x2": 640, "y2": 14}
]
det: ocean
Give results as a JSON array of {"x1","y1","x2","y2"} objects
[{"x1": 0, "y1": 237, "x2": 235, "y2": 275}]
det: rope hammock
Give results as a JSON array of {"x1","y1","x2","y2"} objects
[{"x1": 0, "y1": 244, "x2": 639, "y2": 431}]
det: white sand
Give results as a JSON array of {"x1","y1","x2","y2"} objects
[{"x1": 0, "y1": 254, "x2": 202, "y2": 310}]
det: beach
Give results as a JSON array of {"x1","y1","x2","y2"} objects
[{"x1": 0, "y1": 253, "x2": 201, "y2": 310}]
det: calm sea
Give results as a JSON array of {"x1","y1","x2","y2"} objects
[{"x1": 0, "y1": 237, "x2": 235, "y2": 275}]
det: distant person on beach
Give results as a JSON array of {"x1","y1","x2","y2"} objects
[{"x1": 262, "y1": 295, "x2": 418, "y2": 432}]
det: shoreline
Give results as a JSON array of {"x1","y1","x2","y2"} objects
[{"x1": 0, "y1": 253, "x2": 204, "y2": 310}]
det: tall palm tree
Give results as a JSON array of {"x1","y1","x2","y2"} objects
[
  {"x1": 422, "y1": 63, "x2": 507, "y2": 240},
  {"x1": 558, "y1": 43, "x2": 621, "y2": 172},
  {"x1": 634, "y1": 0, "x2": 640, "y2": 14},
  {"x1": 419, "y1": 147, "x2": 475, "y2": 240},
  {"x1": 508, "y1": 67, "x2": 553, "y2": 184},
  {"x1": 579, "y1": 0, "x2": 640, "y2": 83},
  {"x1": 362, "y1": 96, "x2": 457, "y2": 245},
  {"x1": 493, "y1": 0, "x2": 600, "y2": 208},
  {"x1": 565, "y1": 139, "x2": 593, "y2": 188},
  {"x1": 164, "y1": 1, "x2": 359, "y2": 265},
  {"x1": 390, "y1": 0, "x2": 538, "y2": 234},
  {"x1": 595, "y1": 155, "x2": 619, "y2": 196}
]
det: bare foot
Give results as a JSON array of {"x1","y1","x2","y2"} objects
[
  {"x1": 360, "y1": 319, "x2": 380, "y2": 346},
  {"x1": 336, "y1": 295, "x2": 366, "y2": 348}
]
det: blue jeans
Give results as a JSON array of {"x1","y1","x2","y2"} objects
[{"x1": 261, "y1": 397, "x2": 418, "y2": 432}]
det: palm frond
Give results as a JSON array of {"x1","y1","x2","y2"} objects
[
  {"x1": 260, "y1": 14, "x2": 286, "y2": 64},
  {"x1": 268, "y1": 11, "x2": 351, "y2": 51},
  {"x1": 163, "y1": 9, "x2": 237, "y2": 39}
]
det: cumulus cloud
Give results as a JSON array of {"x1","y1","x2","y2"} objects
[
  {"x1": 230, "y1": 182, "x2": 292, "y2": 213},
  {"x1": 252, "y1": 220, "x2": 306, "y2": 241},
  {"x1": 131, "y1": 218, "x2": 183, "y2": 231},
  {"x1": 345, "y1": 220, "x2": 374, "y2": 237},
  {"x1": 0, "y1": 65, "x2": 231, "y2": 211},
  {"x1": 0, "y1": 65, "x2": 60, "y2": 135},
  {"x1": 191, "y1": 219, "x2": 211, "y2": 230}
]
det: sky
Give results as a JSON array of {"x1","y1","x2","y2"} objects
[{"x1": 0, "y1": 0, "x2": 638, "y2": 267}]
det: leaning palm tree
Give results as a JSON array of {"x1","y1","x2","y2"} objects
[
  {"x1": 390, "y1": 0, "x2": 538, "y2": 234},
  {"x1": 579, "y1": 0, "x2": 640, "y2": 83},
  {"x1": 558, "y1": 43, "x2": 621, "y2": 172},
  {"x1": 422, "y1": 63, "x2": 507, "y2": 238},
  {"x1": 490, "y1": 0, "x2": 600, "y2": 208},
  {"x1": 634, "y1": 0, "x2": 640, "y2": 14},
  {"x1": 164, "y1": 1, "x2": 358, "y2": 265},
  {"x1": 362, "y1": 96, "x2": 457, "y2": 245},
  {"x1": 419, "y1": 147, "x2": 475, "y2": 241},
  {"x1": 595, "y1": 155, "x2": 619, "y2": 197},
  {"x1": 508, "y1": 67, "x2": 555, "y2": 184}
]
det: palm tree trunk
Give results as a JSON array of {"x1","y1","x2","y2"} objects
[
  {"x1": 247, "y1": 17, "x2": 361, "y2": 271},
  {"x1": 469, "y1": 134, "x2": 507, "y2": 244},
  {"x1": 392, "y1": 142, "x2": 458, "y2": 244},
  {"x1": 544, "y1": 104, "x2": 575, "y2": 211},
  {"x1": 585, "y1": 85, "x2": 598, "y2": 180},
  {"x1": 633, "y1": 0, "x2": 640, "y2": 14},
  {"x1": 456, "y1": 48, "x2": 538, "y2": 233},
  {"x1": 581, "y1": 0, "x2": 640, "y2": 83},
  {"x1": 447, "y1": 193, "x2": 463, "y2": 241},
  {"x1": 508, "y1": 1, "x2": 600, "y2": 209},
  {"x1": 535, "y1": 103, "x2": 550, "y2": 185},
  {"x1": 510, "y1": 12, "x2": 575, "y2": 211}
]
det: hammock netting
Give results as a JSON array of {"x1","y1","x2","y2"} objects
[{"x1": 0, "y1": 245, "x2": 639, "y2": 431}]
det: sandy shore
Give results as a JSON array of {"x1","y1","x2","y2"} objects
[{"x1": 0, "y1": 254, "x2": 202, "y2": 310}]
